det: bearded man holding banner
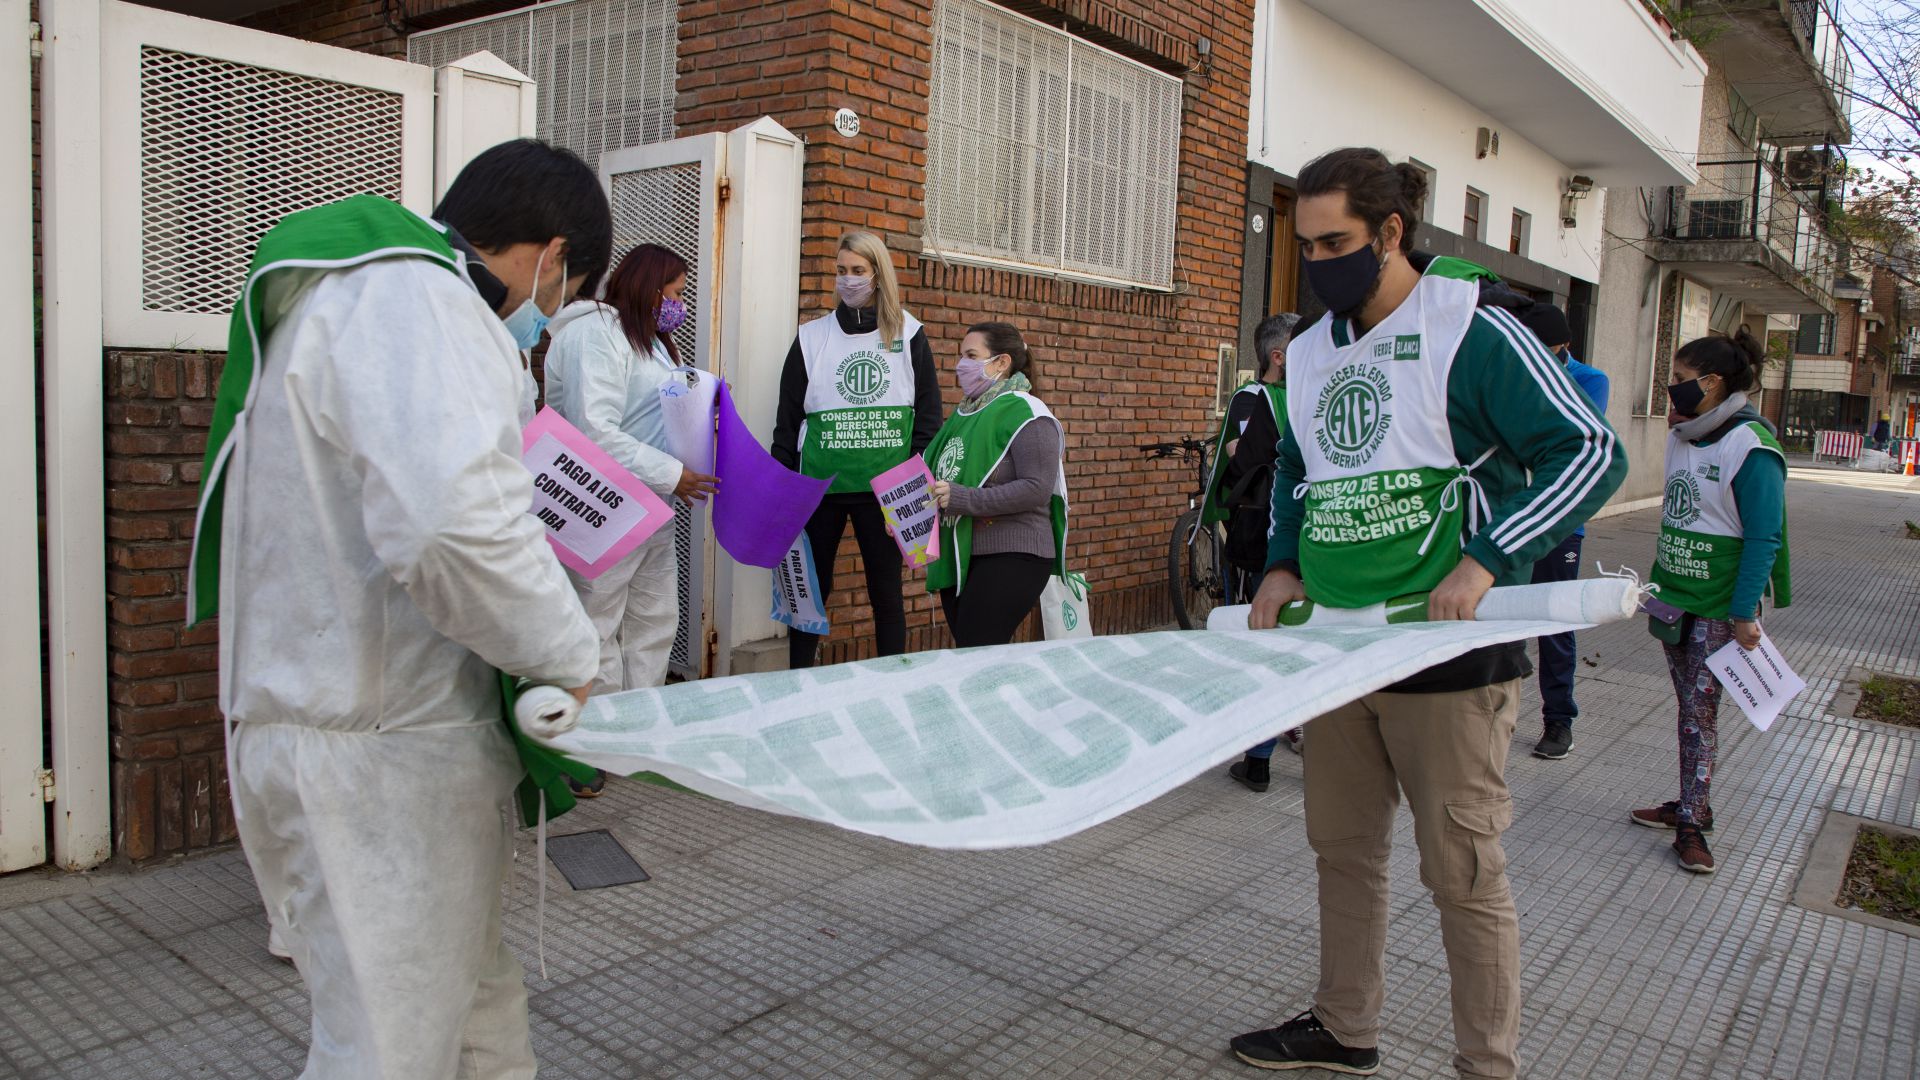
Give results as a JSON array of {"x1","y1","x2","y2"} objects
[
  {"x1": 187, "y1": 140, "x2": 610, "y2": 1079},
  {"x1": 1231, "y1": 148, "x2": 1625, "y2": 1079}
]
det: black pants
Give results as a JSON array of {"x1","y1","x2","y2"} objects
[
  {"x1": 939, "y1": 552, "x2": 1053, "y2": 648},
  {"x1": 788, "y1": 493, "x2": 906, "y2": 669},
  {"x1": 1529, "y1": 532, "x2": 1583, "y2": 727}
]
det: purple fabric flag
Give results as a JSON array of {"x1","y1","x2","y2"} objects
[{"x1": 712, "y1": 380, "x2": 830, "y2": 567}]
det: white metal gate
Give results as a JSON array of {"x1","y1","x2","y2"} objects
[
  {"x1": 600, "y1": 135, "x2": 724, "y2": 678},
  {"x1": 33, "y1": 0, "x2": 453, "y2": 869},
  {"x1": 597, "y1": 120, "x2": 806, "y2": 678},
  {"x1": 0, "y1": 0, "x2": 46, "y2": 873}
]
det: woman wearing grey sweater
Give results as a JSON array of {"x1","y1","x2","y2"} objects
[{"x1": 925, "y1": 322, "x2": 1069, "y2": 647}]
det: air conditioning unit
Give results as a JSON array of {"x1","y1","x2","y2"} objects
[{"x1": 1784, "y1": 149, "x2": 1832, "y2": 191}]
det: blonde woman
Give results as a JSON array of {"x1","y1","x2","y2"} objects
[{"x1": 772, "y1": 231, "x2": 943, "y2": 667}]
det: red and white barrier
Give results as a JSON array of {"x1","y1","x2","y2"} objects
[{"x1": 1816, "y1": 429, "x2": 1863, "y2": 461}]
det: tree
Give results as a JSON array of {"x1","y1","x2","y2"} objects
[{"x1": 1831, "y1": 0, "x2": 1920, "y2": 286}]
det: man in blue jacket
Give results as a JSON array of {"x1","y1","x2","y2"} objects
[{"x1": 1519, "y1": 304, "x2": 1610, "y2": 760}]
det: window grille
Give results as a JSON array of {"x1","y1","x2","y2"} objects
[
  {"x1": 409, "y1": 0, "x2": 677, "y2": 171},
  {"x1": 139, "y1": 47, "x2": 405, "y2": 315},
  {"x1": 1796, "y1": 313, "x2": 1834, "y2": 355},
  {"x1": 927, "y1": 0, "x2": 1180, "y2": 290}
]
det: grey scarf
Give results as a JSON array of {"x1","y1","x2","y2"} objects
[{"x1": 1671, "y1": 391, "x2": 1749, "y2": 442}]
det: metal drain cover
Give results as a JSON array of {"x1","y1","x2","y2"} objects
[{"x1": 545, "y1": 829, "x2": 650, "y2": 890}]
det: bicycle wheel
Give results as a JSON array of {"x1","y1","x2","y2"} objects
[{"x1": 1168, "y1": 506, "x2": 1226, "y2": 630}]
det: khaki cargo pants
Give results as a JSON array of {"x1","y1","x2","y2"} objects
[{"x1": 1303, "y1": 681, "x2": 1521, "y2": 1080}]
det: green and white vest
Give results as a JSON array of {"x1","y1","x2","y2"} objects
[
  {"x1": 922, "y1": 391, "x2": 1068, "y2": 594},
  {"x1": 798, "y1": 309, "x2": 921, "y2": 494},
  {"x1": 1289, "y1": 272, "x2": 1494, "y2": 609},
  {"x1": 1653, "y1": 422, "x2": 1792, "y2": 619},
  {"x1": 1201, "y1": 381, "x2": 1286, "y2": 527}
]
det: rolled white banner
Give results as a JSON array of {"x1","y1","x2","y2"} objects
[
  {"x1": 1206, "y1": 575, "x2": 1645, "y2": 632},
  {"x1": 516, "y1": 684, "x2": 582, "y2": 739}
]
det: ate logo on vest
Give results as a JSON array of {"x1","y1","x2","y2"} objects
[
  {"x1": 1664, "y1": 472, "x2": 1703, "y2": 528},
  {"x1": 1313, "y1": 363, "x2": 1394, "y2": 468},
  {"x1": 835, "y1": 351, "x2": 892, "y2": 405},
  {"x1": 935, "y1": 438, "x2": 966, "y2": 481},
  {"x1": 1061, "y1": 601, "x2": 1079, "y2": 631}
]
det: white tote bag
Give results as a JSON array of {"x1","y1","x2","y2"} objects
[{"x1": 1040, "y1": 572, "x2": 1092, "y2": 640}]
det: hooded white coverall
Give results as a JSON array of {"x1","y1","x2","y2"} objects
[
  {"x1": 221, "y1": 256, "x2": 599, "y2": 1079},
  {"x1": 543, "y1": 300, "x2": 686, "y2": 693}
]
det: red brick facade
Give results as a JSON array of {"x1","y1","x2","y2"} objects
[
  {"x1": 677, "y1": 0, "x2": 1253, "y2": 659},
  {"x1": 104, "y1": 352, "x2": 231, "y2": 860},
  {"x1": 98, "y1": 0, "x2": 1254, "y2": 856}
]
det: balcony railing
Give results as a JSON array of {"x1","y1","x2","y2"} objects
[
  {"x1": 1665, "y1": 157, "x2": 1835, "y2": 297},
  {"x1": 1790, "y1": 0, "x2": 1853, "y2": 103},
  {"x1": 1895, "y1": 354, "x2": 1920, "y2": 378}
]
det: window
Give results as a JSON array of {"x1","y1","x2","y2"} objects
[
  {"x1": 927, "y1": 0, "x2": 1182, "y2": 289},
  {"x1": 409, "y1": 0, "x2": 677, "y2": 172},
  {"x1": 1727, "y1": 85, "x2": 1759, "y2": 147},
  {"x1": 1463, "y1": 188, "x2": 1486, "y2": 242},
  {"x1": 1796, "y1": 313, "x2": 1835, "y2": 354},
  {"x1": 1508, "y1": 210, "x2": 1530, "y2": 256},
  {"x1": 1406, "y1": 158, "x2": 1436, "y2": 222}
]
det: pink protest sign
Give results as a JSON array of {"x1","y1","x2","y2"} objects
[
  {"x1": 870, "y1": 454, "x2": 940, "y2": 568},
  {"x1": 522, "y1": 407, "x2": 674, "y2": 578}
]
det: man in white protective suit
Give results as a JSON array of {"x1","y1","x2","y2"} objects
[{"x1": 185, "y1": 140, "x2": 608, "y2": 1079}]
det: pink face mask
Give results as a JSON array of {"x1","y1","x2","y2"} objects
[
  {"x1": 956, "y1": 356, "x2": 996, "y2": 398},
  {"x1": 836, "y1": 273, "x2": 874, "y2": 308}
]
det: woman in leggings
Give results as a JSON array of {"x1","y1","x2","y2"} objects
[
  {"x1": 1633, "y1": 327, "x2": 1789, "y2": 874},
  {"x1": 771, "y1": 231, "x2": 942, "y2": 666},
  {"x1": 925, "y1": 322, "x2": 1068, "y2": 647}
]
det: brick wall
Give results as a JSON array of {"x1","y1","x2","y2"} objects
[
  {"x1": 678, "y1": 0, "x2": 1252, "y2": 659},
  {"x1": 104, "y1": 351, "x2": 230, "y2": 860}
]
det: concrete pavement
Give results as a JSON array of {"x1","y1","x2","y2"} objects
[{"x1": 3, "y1": 468, "x2": 1917, "y2": 1078}]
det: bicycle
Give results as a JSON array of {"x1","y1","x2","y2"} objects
[{"x1": 1140, "y1": 435, "x2": 1253, "y2": 630}]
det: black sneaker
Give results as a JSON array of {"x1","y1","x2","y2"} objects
[
  {"x1": 1231, "y1": 1011, "x2": 1379, "y2": 1074},
  {"x1": 1229, "y1": 756, "x2": 1271, "y2": 793},
  {"x1": 1532, "y1": 721, "x2": 1573, "y2": 760},
  {"x1": 567, "y1": 770, "x2": 607, "y2": 799}
]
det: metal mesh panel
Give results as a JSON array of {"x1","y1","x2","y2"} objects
[
  {"x1": 408, "y1": 0, "x2": 677, "y2": 171},
  {"x1": 609, "y1": 164, "x2": 701, "y2": 361},
  {"x1": 608, "y1": 161, "x2": 706, "y2": 675},
  {"x1": 927, "y1": 0, "x2": 1178, "y2": 289},
  {"x1": 138, "y1": 48, "x2": 404, "y2": 314}
]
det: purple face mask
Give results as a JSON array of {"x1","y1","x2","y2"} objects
[
  {"x1": 656, "y1": 296, "x2": 688, "y2": 335},
  {"x1": 956, "y1": 356, "x2": 998, "y2": 398}
]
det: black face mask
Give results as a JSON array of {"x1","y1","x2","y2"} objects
[
  {"x1": 1666, "y1": 376, "x2": 1707, "y2": 416},
  {"x1": 1304, "y1": 240, "x2": 1384, "y2": 318}
]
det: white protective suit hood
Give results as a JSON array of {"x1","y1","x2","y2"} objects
[{"x1": 548, "y1": 298, "x2": 613, "y2": 340}]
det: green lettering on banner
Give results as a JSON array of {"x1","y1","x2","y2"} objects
[
  {"x1": 668, "y1": 680, "x2": 757, "y2": 727},
  {"x1": 1203, "y1": 634, "x2": 1316, "y2": 677},
  {"x1": 1092, "y1": 635, "x2": 1263, "y2": 717},
  {"x1": 744, "y1": 670, "x2": 811, "y2": 705},
  {"x1": 661, "y1": 733, "x2": 826, "y2": 818},
  {"x1": 1039, "y1": 643, "x2": 1184, "y2": 745},
  {"x1": 852, "y1": 687, "x2": 1044, "y2": 821},
  {"x1": 1315, "y1": 626, "x2": 1422, "y2": 653},
  {"x1": 962, "y1": 663, "x2": 1129, "y2": 789},
  {"x1": 594, "y1": 691, "x2": 667, "y2": 735},
  {"x1": 760, "y1": 713, "x2": 925, "y2": 824}
]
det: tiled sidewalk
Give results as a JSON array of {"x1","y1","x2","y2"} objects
[{"x1": 3, "y1": 469, "x2": 1917, "y2": 1078}]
